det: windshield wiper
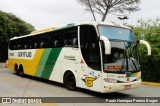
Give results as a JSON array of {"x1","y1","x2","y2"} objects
[
  {"x1": 125, "y1": 50, "x2": 129, "y2": 71},
  {"x1": 131, "y1": 58, "x2": 138, "y2": 71}
]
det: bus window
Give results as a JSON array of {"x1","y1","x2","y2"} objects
[
  {"x1": 13, "y1": 42, "x2": 17, "y2": 50},
  {"x1": 73, "y1": 37, "x2": 78, "y2": 47},
  {"x1": 24, "y1": 44, "x2": 28, "y2": 49},
  {"x1": 29, "y1": 40, "x2": 33, "y2": 49},
  {"x1": 17, "y1": 41, "x2": 23, "y2": 50},
  {"x1": 9, "y1": 40, "x2": 14, "y2": 50},
  {"x1": 80, "y1": 25, "x2": 101, "y2": 70},
  {"x1": 63, "y1": 27, "x2": 78, "y2": 47},
  {"x1": 54, "y1": 40, "x2": 59, "y2": 47},
  {"x1": 34, "y1": 42, "x2": 38, "y2": 48},
  {"x1": 23, "y1": 38, "x2": 29, "y2": 49},
  {"x1": 50, "y1": 32, "x2": 63, "y2": 48},
  {"x1": 40, "y1": 40, "x2": 46, "y2": 48}
]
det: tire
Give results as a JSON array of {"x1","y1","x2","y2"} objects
[
  {"x1": 19, "y1": 65, "x2": 24, "y2": 77},
  {"x1": 14, "y1": 64, "x2": 19, "y2": 76},
  {"x1": 64, "y1": 72, "x2": 76, "y2": 90}
]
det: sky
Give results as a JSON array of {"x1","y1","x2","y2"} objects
[{"x1": 0, "y1": 0, "x2": 160, "y2": 30}]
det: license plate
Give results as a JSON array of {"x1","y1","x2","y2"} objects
[{"x1": 124, "y1": 85, "x2": 131, "y2": 89}]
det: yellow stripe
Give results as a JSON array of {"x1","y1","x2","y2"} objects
[
  {"x1": 27, "y1": 49, "x2": 44, "y2": 76},
  {"x1": 141, "y1": 82, "x2": 160, "y2": 86}
]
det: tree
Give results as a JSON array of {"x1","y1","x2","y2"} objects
[
  {"x1": 76, "y1": 0, "x2": 141, "y2": 21},
  {"x1": 133, "y1": 18, "x2": 160, "y2": 82},
  {"x1": 0, "y1": 10, "x2": 35, "y2": 62}
]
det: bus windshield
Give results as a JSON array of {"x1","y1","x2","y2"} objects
[
  {"x1": 98, "y1": 25, "x2": 134, "y2": 41},
  {"x1": 98, "y1": 25, "x2": 140, "y2": 73}
]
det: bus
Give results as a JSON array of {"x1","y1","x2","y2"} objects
[{"x1": 8, "y1": 21, "x2": 151, "y2": 93}]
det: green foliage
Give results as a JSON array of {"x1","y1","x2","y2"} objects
[
  {"x1": 133, "y1": 18, "x2": 160, "y2": 82},
  {"x1": 0, "y1": 10, "x2": 35, "y2": 62}
]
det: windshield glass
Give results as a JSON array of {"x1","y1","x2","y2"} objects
[
  {"x1": 103, "y1": 41, "x2": 140, "y2": 73},
  {"x1": 98, "y1": 25, "x2": 140, "y2": 73},
  {"x1": 98, "y1": 25, "x2": 134, "y2": 41}
]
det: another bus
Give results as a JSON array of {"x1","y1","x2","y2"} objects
[{"x1": 8, "y1": 21, "x2": 151, "y2": 93}]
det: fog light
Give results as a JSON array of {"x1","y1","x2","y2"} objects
[{"x1": 104, "y1": 86, "x2": 112, "y2": 90}]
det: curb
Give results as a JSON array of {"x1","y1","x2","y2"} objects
[{"x1": 141, "y1": 81, "x2": 160, "y2": 86}]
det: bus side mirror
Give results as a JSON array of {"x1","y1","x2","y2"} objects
[
  {"x1": 139, "y1": 40, "x2": 151, "y2": 55},
  {"x1": 100, "y1": 36, "x2": 111, "y2": 55}
]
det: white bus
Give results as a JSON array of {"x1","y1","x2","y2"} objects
[{"x1": 8, "y1": 21, "x2": 151, "y2": 93}]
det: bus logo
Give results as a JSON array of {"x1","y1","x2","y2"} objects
[{"x1": 82, "y1": 77, "x2": 97, "y2": 87}]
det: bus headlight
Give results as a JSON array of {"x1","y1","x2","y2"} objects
[{"x1": 104, "y1": 78, "x2": 118, "y2": 83}]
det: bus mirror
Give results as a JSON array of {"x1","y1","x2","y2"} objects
[
  {"x1": 139, "y1": 40, "x2": 151, "y2": 55},
  {"x1": 100, "y1": 36, "x2": 111, "y2": 55}
]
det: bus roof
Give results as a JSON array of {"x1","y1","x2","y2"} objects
[
  {"x1": 30, "y1": 27, "x2": 56, "y2": 34},
  {"x1": 10, "y1": 21, "x2": 131, "y2": 40},
  {"x1": 76, "y1": 21, "x2": 130, "y2": 29}
]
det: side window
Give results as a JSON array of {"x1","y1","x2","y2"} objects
[
  {"x1": 30, "y1": 34, "x2": 47, "y2": 49},
  {"x1": 30, "y1": 39, "x2": 34, "y2": 49},
  {"x1": 80, "y1": 25, "x2": 101, "y2": 70},
  {"x1": 13, "y1": 41, "x2": 18, "y2": 50},
  {"x1": 63, "y1": 27, "x2": 78, "y2": 48},
  {"x1": 50, "y1": 32, "x2": 63, "y2": 48},
  {"x1": 9, "y1": 40, "x2": 14, "y2": 50},
  {"x1": 40, "y1": 40, "x2": 46, "y2": 48},
  {"x1": 39, "y1": 36, "x2": 48, "y2": 48},
  {"x1": 24, "y1": 39, "x2": 29, "y2": 49},
  {"x1": 17, "y1": 39, "x2": 24, "y2": 50},
  {"x1": 13, "y1": 42, "x2": 17, "y2": 50}
]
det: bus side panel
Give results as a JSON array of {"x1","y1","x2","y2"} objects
[
  {"x1": 49, "y1": 48, "x2": 80, "y2": 84},
  {"x1": 40, "y1": 48, "x2": 62, "y2": 80},
  {"x1": 8, "y1": 49, "x2": 44, "y2": 76},
  {"x1": 34, "y1": 49, "x2": 52, "y2": 77},
  {"x1": 27, "y1": 49, "x2": 44, "y2": 76},
  {"x1": 24, "y1": 48, "x2": 62, "y2": 81},
  {"x1": 8, "y1": 58, "x2": 15, "y2": 71}
]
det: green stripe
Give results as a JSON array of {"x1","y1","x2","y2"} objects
[
  {"x1": 126, "y1": 73, "x2": 134, "y2": 77},
  {"x1": 35, "y1": 49, "x2": 52, "y2": 77},
  {"x1": 41, "y1": 48, "x2": 62, "y2": 79}
]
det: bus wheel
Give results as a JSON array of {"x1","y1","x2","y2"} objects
[
  {"x1": 64, "y1": 72, "x2": 76, "y2": 90},
  {"x1": 14, "y1": 64, "x2": 19, "y2": 76},
  {"x1": 19, "y1": 65, "x2": 24, "y2": 77}
]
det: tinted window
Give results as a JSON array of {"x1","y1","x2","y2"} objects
[
  {"x1": 9, "y1": 26, "x2": 78, "y2": 50},
  {"x1": 63, "y1": 27, "x2": 78, "y2": 48},
  {"x1": 50, "y1": 32, "x2": 63, "y2": 48},
  {"x1": 80, "y1": 25, "x2": 101, "y2": 70}
]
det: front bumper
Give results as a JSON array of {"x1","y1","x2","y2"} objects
[{"x1": 101, "y1": 79, "x2": 141, "y2": 93}]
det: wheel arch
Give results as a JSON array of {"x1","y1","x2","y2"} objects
[
  {"x1": 19, "y1": 64, "x2": 23, "y2": 70},
  {"x1": 63, "y1": 70, "x2": 78, "y2": 87}
]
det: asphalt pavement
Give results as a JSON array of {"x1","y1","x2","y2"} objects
[{"x1": 0, "y1": 67, "x2": 159, "y2": 106}]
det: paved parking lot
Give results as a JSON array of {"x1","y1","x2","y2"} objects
[{"x1": 0, "y1": 67, "x2": 159, "y2": 106}]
